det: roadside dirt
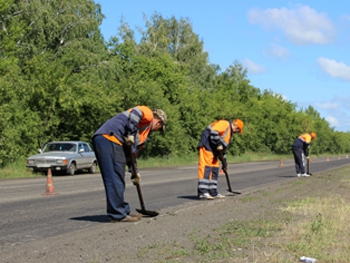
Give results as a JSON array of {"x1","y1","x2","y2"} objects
[{"x1": 1, "y1": 166, "x2": 349, "y2": 263}]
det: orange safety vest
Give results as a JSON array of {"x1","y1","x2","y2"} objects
[
  {"x1": 210, "y1": 120, "x2": 232, "y2": 147},
  {"x1": 102, "y1": 106, "x2": 154, "y2": 152},
  {"x1": 298, "y1": 133, "x2": 312, "y2": 144}
]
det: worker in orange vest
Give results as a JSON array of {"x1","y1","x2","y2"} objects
[
  {"x1": 197, "y1": 119, "x2": 244, "y2": 200},
  {"x1": 92, "y1": 106, "x2": 167, "y2": 222},
  {"x1": 292, "y1": 132, "x2": 316, "y2": 177}
]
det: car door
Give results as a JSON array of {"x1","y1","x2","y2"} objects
[
  {"x1": 76, "y1": 143, "x2": 87, "y2": 169},
  {"x1": 82, "y1": 143, "x2": 95, "y2": 167},
  {"x1": 77, "y1": 143, "x2": 94, "y2": 169}
]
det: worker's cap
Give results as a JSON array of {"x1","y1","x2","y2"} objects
[
  {"x1": 153, "y1": 109, "x2": 167, "y2": 132},
  {"x1": 233, "y1": 118, "x2": 244, "y2": 134},
  {"x1": 310, "y1": 132, "x2": 316, "y2": 140}
]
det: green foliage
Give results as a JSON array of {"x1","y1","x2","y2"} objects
[{"x1": 1, "y1": 4, "x2": 350, "y2": 167}]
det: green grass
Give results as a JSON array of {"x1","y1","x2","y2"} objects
[
  {"x1": 113, "y1": 165, "x2": 350, "y2": 263},
  {"x1": 137, "y1": 151, "x2": 294, "y2": 168},
  {"x1": 281, "y1": 194, "x2": 350, "y2": 262},
  {"x1": 0, "y1": 152, "x2": 345, "y2": 179},
  {"x1": 137, "y1": 151, "x2": 344, "y2": 168},
  {"x1": 0, "y1": 157, "x2": 43, "y2": 179}
]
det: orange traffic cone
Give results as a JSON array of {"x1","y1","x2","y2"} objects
[
  {"x1": 42, "y1": 168, "x2": 58, "y2": 196},
  {"x1": 278, "y1": 158, "x2": 284, "y2": 167},
  {"x1": 309, "y1": 157, "x2": 312, "y2": 163},
  {"x1": 326, "y1": 156, "x2": 329, "y2": 162}
]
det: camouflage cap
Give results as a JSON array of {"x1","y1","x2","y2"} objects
[{"x1": 153, "y1": 109, "x2": 167, "y2": 132}]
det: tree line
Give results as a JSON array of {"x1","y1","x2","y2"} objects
[{"x1": 1, "y1": 0, "x2": 349, "y2": 167}]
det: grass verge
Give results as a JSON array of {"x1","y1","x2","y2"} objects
[
  {"x1": 126, "y1": 165, "x2": 350, "y2": 263},
  {"x1": 0, "y1": 152, "x2": 344, "y2": 179}
]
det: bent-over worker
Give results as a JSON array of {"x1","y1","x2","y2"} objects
[
  {"x1": 291, "y1": 132, "x2": 316, "y2": 177},
  {"x1": 92, "y1": 106, "x2": 167, "y2": 222},
  {"x1": 197, "y1": 118, "x2": 244, "y2": 200}
]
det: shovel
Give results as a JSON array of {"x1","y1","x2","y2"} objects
[
  {"x1": 219, "y1": 151, "x2": 241, "y2": 195},
  {"x1": 307, "y1": 157, "x2": 312, "y2": 176},
  {"x1": 128, "y1": 145, "x2": 159, "y2": 217}
]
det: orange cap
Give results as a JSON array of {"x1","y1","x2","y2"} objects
[
  {"x1": 234, "y1": 118, "x2": 244, "y2": 134},
  {"x1": 310, "y1": 132, "x2": 316, "y2": 140}
]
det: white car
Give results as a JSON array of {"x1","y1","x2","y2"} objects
[{"x1": 26, "y1": 141, "x2": 97, "y2": 175}]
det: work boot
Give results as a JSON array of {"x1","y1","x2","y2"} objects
[
  {"x1": 199, "y1": 193, "x2": 214, "y2": 200},
  {"x1": 129, "y1": 213, "x2": 143, "y2": 219},
  {"x1": 213, "y1": 193, "x2": 225, "y2": 199},
  {"x1": 110, "y1": 215, "x2": 138, "y2": 223}
]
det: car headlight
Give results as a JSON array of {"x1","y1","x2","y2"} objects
[
  {"x1": 27, "y1": 160, "x2": 34, "y2": 165},
  {"x1": 56, "y1": 159, "x2": 68, "y2": 164}
]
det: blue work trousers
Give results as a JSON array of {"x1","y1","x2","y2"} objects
[
  {"x1": 292, "y1": 146, "x2": 305, "y2": 174},
  {"x1": 92, "y1": 135, "x2": 130, "y2": 220}
]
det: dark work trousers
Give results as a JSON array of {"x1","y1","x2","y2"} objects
[
  {"x1": 92, "y1": 135, "x2": 130, "y2": 220},
  {"x1": 292, "y1": 146, "x2": 305, "y2": 174}
]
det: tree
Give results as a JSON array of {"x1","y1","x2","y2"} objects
[{"x1": 0, "y1": 0, "x2": 108, "y2": 165}]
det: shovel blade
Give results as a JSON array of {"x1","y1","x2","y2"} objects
[
  {"x1": 136, "y1": 208, "x2": 159, "y2": 217},
  {"x1": 227, "y1": 189, "x2": 242, "y2": 195}
]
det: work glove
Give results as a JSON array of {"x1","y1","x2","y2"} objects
[
  {"x1": 217, "y1": 145, "x2": 223, "y2": 151},
  {"x1": 124, "y1": 135, "x2": 134, "y2": 145},
  {"x1": 222, "y1": 165, "x2": 228, "y2": 173},
  {"x1": 130, "y1": 173, "x2": 141, "y2": 185}
]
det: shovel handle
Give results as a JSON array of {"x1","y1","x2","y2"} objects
[
  {"x1": 134, "y1": 182, "x2": 146, "y2": 211},
  {"x1": 128, "y1": 145, "x2": 146, "y2": 210},
  {"x1": 128, "y1": 145, "x2": 159, "y2": 217},
  {"x1": 129, "y1": 146, "x2": 138, "y2": 180},
  {"x1": 218, "y1": 150, "x2": 233, "y2": 193}
]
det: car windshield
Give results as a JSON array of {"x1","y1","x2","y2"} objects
[{"x1": 43, "y1": 143, "x2": 77, "y2": 153}]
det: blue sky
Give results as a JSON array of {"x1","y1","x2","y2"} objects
[{"x1": 96, "y1": 0, "x2": 350, "y2": 132}]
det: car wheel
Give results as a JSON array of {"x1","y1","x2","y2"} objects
[
  {"x1": 66, "y1": 162, "x2": 76, "y2": 176},
  {"x1": 89, "y1": 162, "x2": 97, "y2": 174}
]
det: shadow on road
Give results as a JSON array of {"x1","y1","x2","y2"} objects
[
  {"x1": 70, "y1": 214, "x2": 110, "y2": 223},
  {"x1": 177, "y1": 193, "x2": 240, "y2": 200},
  {"x1": 177, "y1": 195, "x2": 199, "y2": 200}
]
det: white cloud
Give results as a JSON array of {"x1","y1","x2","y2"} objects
[
  {"x1": 265, "y1": 43, "x2": 291, "y2": 60},
  {"x1": 272, "y1": 92, "x2": 288, "y2": 101},
  {"x1": 326, "y1": 116, "x2": 339, "y2": 127},
  {"x1": 242, "y1": 59, "x2": 267, "y2": 74},
  {"x1": 339, "y1": 97, "x2": 350, "y2": 111},
  {"x1": 340, "y1": 14, "x2": 350, "y2": 22},
  {"x1": 317, "y1": 57, "x2": 350, "y2": 81},
  {"x1": 314, "y1": 101, "x2": 339, "y2": 110},
  {"x1": 312, "y1": 97, "x2": 350, "y2": 131},
  {"x1": 247, "y1": 5, "x2": 336, "y2": 45}
]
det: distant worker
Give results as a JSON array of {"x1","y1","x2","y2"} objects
[
  {"x1": 92, "y1": 106, "x2": 167, "y2": 222},
  {"x1": 291, "y1": 132, "x2": 316, "y2": 177},
  {"x1": 197, "y1": 119, "x2": 244, "y2": 200}
]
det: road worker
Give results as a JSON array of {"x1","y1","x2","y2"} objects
[
  {"x1": 197, "y1": 119, "x2": 244, "y2": 200},
  {"x1": 92, "y1": 106, "x2": 167, "y2": 222},
  {"x1": 291, "y1": 132, "x2": 316, "y2": 177}
]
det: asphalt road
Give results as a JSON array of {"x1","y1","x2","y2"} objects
[{"x1": 1, "y1": 156, "x2": 349, "y2": 253}]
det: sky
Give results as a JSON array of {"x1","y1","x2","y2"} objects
[{"x1": 96, "y1": 0, "x2": 350, "y2": 132}]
